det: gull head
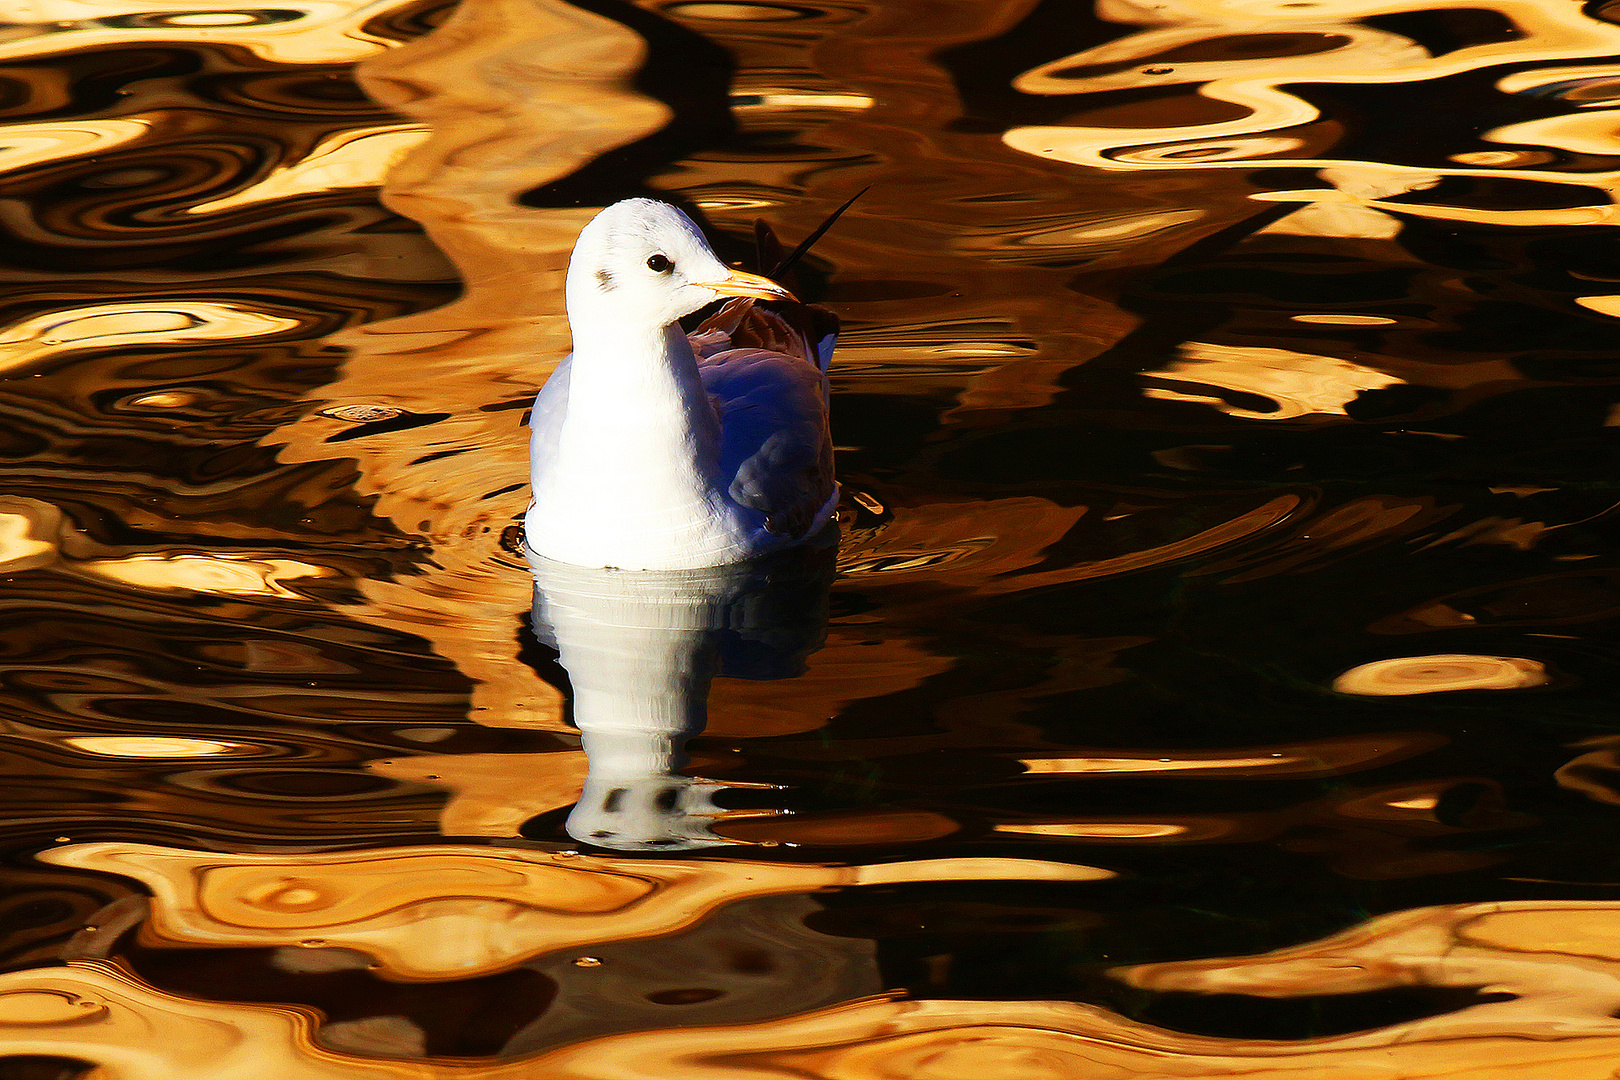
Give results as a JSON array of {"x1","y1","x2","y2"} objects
[{"x1": 565, "y1": 198, "x2": 795, "y2": 329}]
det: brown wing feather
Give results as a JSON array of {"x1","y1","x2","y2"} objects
[{"x1": 690, "y1": 297, "x2": 836, "y2": 372}]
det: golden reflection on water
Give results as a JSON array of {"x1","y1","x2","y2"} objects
[
  {"x1": 42, "y1": 841, "x2": 1109, "y2": 980},
  {"x1": 367, "y1": 749, "x2": 591, "y2": 836},
  {"x1": 7, "y1": 0, "x2": 411, "y2": 63},
  {"x1": 1335, "y1": 653, "x2": 1552, "y2": 694},
  {"x1": 0, "y1": 491, "x2": 338, "y2": 592},
  {"x1": 0, "y1": 118, "x2": 152, "y2": 172},
  {"x1": 0, "y1": 302, "x2": 303, "y2": 371},
  {"x1": 1145, "y1": 341, "x2": 1405, "y2": 419},
  {"x1": 62, "y1": 735, "x2": 249, "y2": 757},
  {"x1": 1003, "y1": 0, "x2": 1620, "y2": 203},
  {"x1": 1018, "y1": 730, "x2": 1444, "y2": 776},
  {"x1": 187, "y1": 123, "x2": 431, "y2": 214},
  {"x1": 16, "y1": 895, "x2": 1620, "y2": 1078},
  {"x1": 5, "y1": 0, "x2": 1620, "y2": 1073}
]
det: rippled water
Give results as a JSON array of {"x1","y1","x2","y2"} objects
[{"x1": 6, "y1": 0, "x2": 1620, "y2": 1075}]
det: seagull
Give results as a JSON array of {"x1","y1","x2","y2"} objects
[{"x1": 525, "y1": 198, "x2": 840, "y2": 570}]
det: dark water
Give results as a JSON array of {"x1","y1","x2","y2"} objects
[{"x1": 5, "y1": 0, "x2": 1620, "y2": 1075}]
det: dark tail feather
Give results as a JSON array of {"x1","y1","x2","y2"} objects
[
  {"x1": 767, "y1": 186, "x2": 868, "y2": 280},
  {"x1": 754, "y1": 219, "x2": 786, "y2": 278}
]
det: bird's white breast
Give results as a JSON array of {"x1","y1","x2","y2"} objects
[{"x1": 524, "y1": 328, "x2": 769, "y2": 570}]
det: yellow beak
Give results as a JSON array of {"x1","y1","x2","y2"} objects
[{"x1": 695, "y1": 267, "x2": 797, "y2": 303}]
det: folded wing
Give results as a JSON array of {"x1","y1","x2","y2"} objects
[{"x1": 692, "y1": 298, "x2": 837, "y2": 538}]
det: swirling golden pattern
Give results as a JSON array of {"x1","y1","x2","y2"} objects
[
  {"x1": 19, "y1": 901, "x2": 1620, "y2": 1080},
  {"x1": 41, "y1": 841, "x2": 1109, "y2": 980},
  {"x1": 5, "y1": 0, "x2": 415, "y2": 63}
]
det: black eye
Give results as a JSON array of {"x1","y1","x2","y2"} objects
[{"x1": 646, "y1": 253, "x2": 672, "y2": 273}]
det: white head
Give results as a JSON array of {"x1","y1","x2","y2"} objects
[{"x1": 564, "y1": 198, "x2": 794, "y2": 330}]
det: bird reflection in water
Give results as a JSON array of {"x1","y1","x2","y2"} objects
[{"x1": 528, "y1": 536, "x2": 836, "y2": 850}]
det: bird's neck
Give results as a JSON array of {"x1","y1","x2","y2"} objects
[{"x1": 561, "y1": 318, "x2": 721, "y2": 465}]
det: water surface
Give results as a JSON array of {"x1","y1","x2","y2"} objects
[{"x1": 4, "y1": 0, "x2": 1620, "y2": 1075}]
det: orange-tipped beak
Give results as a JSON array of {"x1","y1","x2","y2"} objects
[{"x1": 696, "y1": 268, "x2": 797, "y2": 303}]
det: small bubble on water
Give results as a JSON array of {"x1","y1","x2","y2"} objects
[{"x1": 321, "y1": 404, "x2": 401, "y2": 423}]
